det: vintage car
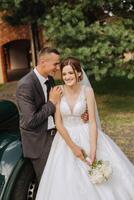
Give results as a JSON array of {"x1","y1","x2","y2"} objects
[{"x1": 0, "y1": 100, "x2": 37, "y2": 200}]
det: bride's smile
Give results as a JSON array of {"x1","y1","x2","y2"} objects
[{"x1": 62, "y1": 64, "x2": 81, "y2": 86}]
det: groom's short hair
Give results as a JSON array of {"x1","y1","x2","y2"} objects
[{"x1": 38, "y1": 47, "x2": 60, "y2": 59}]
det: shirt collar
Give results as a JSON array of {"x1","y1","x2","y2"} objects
[{"x1": 34, "y1": 68, "x2": 48, "y2": 85}]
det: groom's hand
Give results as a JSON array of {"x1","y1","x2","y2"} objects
[
  {"x1": 81, "y1": 110, "x2": 89, "y2": 123},
  {"x1": 49, "y1": 86, "x2": 62, "y2": 105}
]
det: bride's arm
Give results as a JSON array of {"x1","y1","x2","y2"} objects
[
  {"x1": 85, "y1": 87, "x2": 98, "y2": 163},
  {"x1": 55, "y1": 102, "x2": 85, "y2": 161}
]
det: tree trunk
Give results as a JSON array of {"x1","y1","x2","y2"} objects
[{"x1": 29, "y1": 22, "x2": 40, "y2": 67}]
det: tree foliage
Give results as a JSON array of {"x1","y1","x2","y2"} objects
[
  {"x1": 0, "y1": 0, "x2": 133, "y2": 25},
  {"x1": 0, "y1": 0, "x2": 46, "y2": 25},
  {"x1": 40, "y1": 2, "x2": 134, "y2": 80},
  {"x1": 0, "y1": 0, "x2": 134, "y2": 80}
]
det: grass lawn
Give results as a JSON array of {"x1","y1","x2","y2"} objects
[
  {"x1": 0, "y1": 84, "x2": 5, "y2": 90},
  {"x1": 91, "y1": 77, "x2": 134, "y2": 163}
]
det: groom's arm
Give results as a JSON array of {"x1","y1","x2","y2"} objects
[{"x1": 16, "y1": 84, "x2": 56, "y2": 130}]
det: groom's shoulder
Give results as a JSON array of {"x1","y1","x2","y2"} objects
[{"x1": 17, "y1": 70, "x2": 35, "y2": 87}]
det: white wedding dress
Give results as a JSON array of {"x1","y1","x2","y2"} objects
[{"x1": 36, "y1": 85, "x2": 134, "y2": 200}]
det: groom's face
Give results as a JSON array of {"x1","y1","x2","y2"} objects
[{"x1": 39, "y1": 53, "x2": 60, "y2": 77}]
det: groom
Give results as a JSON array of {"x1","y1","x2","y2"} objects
[{"x1": 16, "y1": 47, "x2": 62, "y2": 182}]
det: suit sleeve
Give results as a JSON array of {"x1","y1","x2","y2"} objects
[{"x1": 16, "y1": 83, "x2": 56, "y2": 129}]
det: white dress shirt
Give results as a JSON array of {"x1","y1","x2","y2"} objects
[{"x1": 34, "y1": 68, "x2": 55, "y2": 129}]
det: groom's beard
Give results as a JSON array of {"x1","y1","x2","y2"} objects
[{"x1": 49, "y1": 70, "x2": 60, "y2": 78}]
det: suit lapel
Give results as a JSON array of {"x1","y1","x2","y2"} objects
[
  {"x1": 31, "y1": 71, "x2": 46, "y2": 103},
  {"x1": 30, "y1": 71, "x2": 55, "y2": 103}
]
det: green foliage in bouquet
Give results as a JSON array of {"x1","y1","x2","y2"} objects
[
  {"x1": 88, "y1": 160, "x2": 103, "y2": 175},
  {"x1": 91, "y1": 160, "x2": 103, "y2": 169}
]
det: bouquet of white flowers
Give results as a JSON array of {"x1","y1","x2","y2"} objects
[
  {"x1": 88, "y1": 160, "x2": 113, "y2": 184},
  {"x1": 82, "y1": 150, "x2": 113, "y2": 184}
]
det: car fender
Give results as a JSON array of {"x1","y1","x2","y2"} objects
[{"x1": 0, "y1": 135, "x2": 25, "y2": 200}]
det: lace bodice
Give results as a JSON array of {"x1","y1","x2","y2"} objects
[{"x1": 60, "y1": 85, "x2": 87, "y2": 126}]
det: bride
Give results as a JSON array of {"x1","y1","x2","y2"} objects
[{"x1": 36, "y1": 57, "x2": 134, "y2": 200}]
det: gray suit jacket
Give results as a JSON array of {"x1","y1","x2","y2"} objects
[{"x1": 16, "y1": 70, "x2": 56, "y2": 159}]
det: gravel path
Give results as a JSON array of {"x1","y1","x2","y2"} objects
[{"x1": 0, "y1": 81, "x2": 17, "y2": 103}]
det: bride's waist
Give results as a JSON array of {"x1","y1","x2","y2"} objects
[{"x1": 62, "y1": 116, "x2": 87, "y2": 126}]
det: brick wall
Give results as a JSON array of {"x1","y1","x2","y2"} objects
[
  {"x1": 0, "y1": 12, "x2": 47, "y2": 83},
  {"x1": 0, "y1": 13, "x2": 30, "y2": 46},
  {"x1": 0, "y1": 12, "x2": 30, "y2": 83}
]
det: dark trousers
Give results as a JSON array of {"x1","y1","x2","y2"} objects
[{"x1": 31, "y1": 130, "x2": 56, "y2": 183}]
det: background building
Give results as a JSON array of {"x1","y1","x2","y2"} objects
[{"x1": 0, "y1": 12, "x2": 44, "y2": 84}]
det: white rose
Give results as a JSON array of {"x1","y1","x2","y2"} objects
[
  {"x1": 90, "y1": 171, "x2": 104, "y2": 184},
  {"x1": 104, "y1": 166, "x2": 113, "y2": 179}
]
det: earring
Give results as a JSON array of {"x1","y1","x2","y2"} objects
[{"x1": 78, "y1": 75, "x2": 81, "y2": 81}]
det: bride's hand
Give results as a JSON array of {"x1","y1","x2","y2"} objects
[
  {"x1": 89, "y1": 150, "x2": 96, "y2": 165},
  {"x1": 71, "y1": 144, "x2": 85, "y2": 161}
]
